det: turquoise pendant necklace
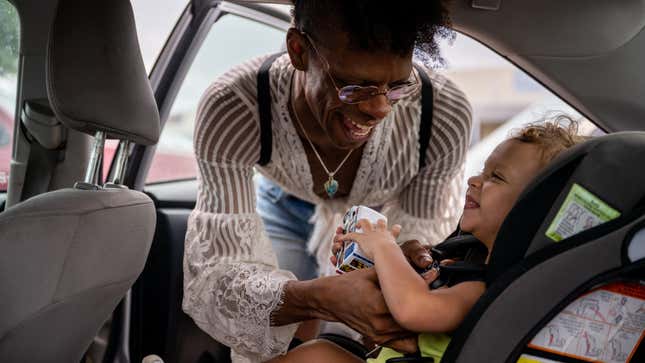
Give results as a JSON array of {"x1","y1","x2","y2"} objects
[
  {"x1": 323, "y1": 175, "x2": 339, "y2": 198},
  {"x1": 290, "y1": 73, "x2": 354, "y2": 198}
]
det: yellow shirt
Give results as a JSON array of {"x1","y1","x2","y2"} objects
[{"x1": 367, "y1": 333, "x2": 451, "y2": 363}]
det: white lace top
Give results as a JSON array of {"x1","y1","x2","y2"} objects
[{"x1": 182, "y1": 54, "x2": 472, "y2": 362}]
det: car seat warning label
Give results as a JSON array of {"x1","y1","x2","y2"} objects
[
  {"x1": 519, "y1": 281, "x2": 645, "y2": 363},
  {"x1": 546, "y1": 183, "x2": 621, "y2": 242}
]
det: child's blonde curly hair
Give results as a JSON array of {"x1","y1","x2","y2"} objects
[{"x1": 512, "y1": 115, "x2": 588, "y2": 166}]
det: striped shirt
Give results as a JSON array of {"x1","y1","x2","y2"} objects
[{"x1": 183, "y1": 54, "x2": 472, "y2": 362}]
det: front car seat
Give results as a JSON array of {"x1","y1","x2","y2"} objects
[
  {"x1": 442, "y1": 132, "x2": 645, "y2": 362},
  {"x1": 0, "y1": 0, "x2": 160, "y2": 361}
]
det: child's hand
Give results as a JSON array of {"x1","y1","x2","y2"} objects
[{"x1": 339, "y1": 219, "x2": 401, "y2": 260}]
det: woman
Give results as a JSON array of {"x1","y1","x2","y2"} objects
[{"x1": 182, "y1": 1, "x2": 472, "y2": 362}]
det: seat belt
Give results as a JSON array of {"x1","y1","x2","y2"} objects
[
  {"x1": 17, "y1": 100, "x2": 65, "y2": 203},
  {"x1": 257, "y1": 54, "x2": 434, "y2": 170}
]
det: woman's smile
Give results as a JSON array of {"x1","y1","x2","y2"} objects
[{"x1": 339, "y1": 112, "x2": 374, "y2": 142}]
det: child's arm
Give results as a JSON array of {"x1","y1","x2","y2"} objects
[
  {"x1": 373, "y1": 242, "x2": 484, "y2": 332},
  {"x1": 341, "y1": 219, "x2": 485, "y2": 333}
]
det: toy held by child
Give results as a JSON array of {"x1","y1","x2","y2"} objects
[{"x1": 335, "y1": 205, "x2": 388, "y2": 274}]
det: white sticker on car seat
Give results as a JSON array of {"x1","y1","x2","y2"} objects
[
  {"x1": 526, "y1": 281, "x2": 645, "y2": 363},
  {"x1": 546, "y1": 183, "x2": 621, "y2": 242}
]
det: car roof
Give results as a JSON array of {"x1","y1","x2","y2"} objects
[{"x1": 449, "y1": 0, "x2": 645, "y2": 133}]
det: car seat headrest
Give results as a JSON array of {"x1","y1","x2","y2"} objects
[
  {"x1": 487, "y1": 132, "x2": 645, "y2": 283},
  {"x1": 46, "y1": 0, "x2": 160, "y2": 145}
]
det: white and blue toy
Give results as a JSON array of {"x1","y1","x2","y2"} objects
[{"x1": 335, "y1": 205, "x2": 387, "y2": 274}]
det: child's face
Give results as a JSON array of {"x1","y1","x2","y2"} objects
[{"x1": 460, "y1": 139, "x2": 545, "y2": 248}]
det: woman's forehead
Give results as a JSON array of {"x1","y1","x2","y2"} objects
[{"x1": 319, "y1": 46, "x2": 414, "y2": 84}]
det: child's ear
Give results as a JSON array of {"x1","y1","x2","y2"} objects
[{"x1": 286, "y1": 28, "x2": 308, "y2": 71}]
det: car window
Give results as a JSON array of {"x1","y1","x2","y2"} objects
[
  {"x1": 436, "y1": 33, "x2": 599, "y2": 179},
  {"x1": 131, "y1": 0, "x2": 188, "y2": 73},
  {"x1": 145, "y1": 12, "x2": 286, "y2": 184},
  {"x1": 0, "y1": 0, "x2": 19, "y2": 192}
]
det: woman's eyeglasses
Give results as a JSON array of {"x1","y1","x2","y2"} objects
[{"x1": 302, "y1": 32, "x2": 420, "y2": 105}]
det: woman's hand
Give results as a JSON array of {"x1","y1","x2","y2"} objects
[
  {"x1": 330, "y1": 226, "x2": 344, "y2": 266},
  {"x1": 338, "y1": 219, "x2": 401, "y2": 261},
  {"x1": 399, "y1": 240, "x2": 434, "y2": 271}
]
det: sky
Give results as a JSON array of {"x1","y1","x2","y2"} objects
[{"x1": 131, "y1": 0, "x2": 188, "y2": 71}]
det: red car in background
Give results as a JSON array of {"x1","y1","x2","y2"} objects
[
  {"x1": 142, "y1": 151, "x2": 197, "y2": 184},
  {"x1": 0, "y1": 106, "x2": 12, "y2": 191},
  {"x1": 104, "y1": 139, "x2": 197, "y2": 184}
]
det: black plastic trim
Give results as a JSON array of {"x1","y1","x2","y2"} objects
[
  {"x1": 622, "y1": 217, "x2": 645, "y2": 265},
  {"x1": 145, "y1": 191, "x2": 196, "y2": 210}
]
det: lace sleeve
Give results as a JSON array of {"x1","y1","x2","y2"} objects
[
  {"x1": 182, "y1": 79, "x2": 298, "y2": 362},
  {"x1": 383, "y1": 76, "x2": 472, "y2": 246}
]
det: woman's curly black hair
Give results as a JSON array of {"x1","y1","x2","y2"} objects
[{"x1": 292, "y1": 0, "x2": 454, "y2": 63}]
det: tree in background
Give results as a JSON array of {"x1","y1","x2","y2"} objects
[{"x1": 0, "y1": 1, "x2": 19, "y2": 76}]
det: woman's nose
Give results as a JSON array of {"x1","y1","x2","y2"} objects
[{"x1": 357, "y1": 94, "x2": 392, "y2": 120}]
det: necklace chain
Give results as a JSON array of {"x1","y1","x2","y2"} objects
[{"x1": 290, "y1": 72, "x2": 354, "y2": 180}]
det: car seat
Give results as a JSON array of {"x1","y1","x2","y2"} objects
[
  {"x1": 0, "y1": 0, "x2": 160, "y2": 362},
  {"x1": 440, "y1": 131, "x2": 645, "y2": 362}
]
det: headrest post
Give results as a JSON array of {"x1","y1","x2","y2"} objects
[
  {"x1": 110, "y1": 140, "x2": 131, "y2": 185},
  {"x1": 84, "y1": 131, "x2": 105, "y2": 185}
]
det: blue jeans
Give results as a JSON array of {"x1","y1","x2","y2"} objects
[{"x1": 256, "y1": 175, "x2": 318, "y2": 280}]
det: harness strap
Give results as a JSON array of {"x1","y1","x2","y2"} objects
[{"x1": 429, "y1": 234, "x2": 488, "y2": 289}]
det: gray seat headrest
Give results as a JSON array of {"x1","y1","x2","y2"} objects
[{"x1": 46, "y1": 0, "x2": 160, "y2": 145}]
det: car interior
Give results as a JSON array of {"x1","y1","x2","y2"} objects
[{"x1": 1, "y1": 0, "x2": 645, "y2": 362}]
